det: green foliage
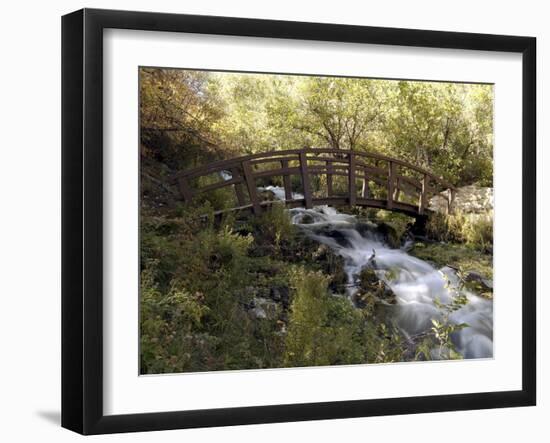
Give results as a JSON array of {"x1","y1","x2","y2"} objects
[
  {"x1": 140, "y1": 67, "x2": 493, "y2": 189},
  {"x1": 284, "y1": 268, "x2": 407, "y2": 367},
  {"x1": 284, "y1": 269, "x2": 365, "y2": 367},
  {"x1": 138, "y1": 67, "x2": 495, "y2": 373},
  {"x1": 141, "y1": 209, "x2": 276, "y2": 373},
  {"x1": 461, "y1": 212, "x2": 493, "y2": 253},
  {"x1": 409, "y1": 241, "x2": 493, "y2": 280},
  {"x1": 414, "y1": 278, "x2": 470, "y2": 361},
  {"x1": 426, "y1": 211, "x2": 493, "y2": 252},
  {"x1": 140, "y1": 264, "x2": 212, "y2": 374},
  {"x1": 252, "y1": 203, "x2": 295, "y2": 249}
]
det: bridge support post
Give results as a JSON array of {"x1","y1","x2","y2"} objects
[
  {"x1": 418, "y1": 174, "x2": 428, "y2": 215},
  {"x1": 178, "y1": 177, "x2": 193, "y2": 203},
  {"x1": 299, "y1": 152, "x2": 313, "y2": 209},
  {"x1": 348, "y1": 152, "x2": 356, "y2": 207},
  {"x1": 242, "y1": 160, "x2": 261, "y2": 214},
  {"x1": 394, "y1": 178, "x2": 401, "y2": 201},
  {"x1": 231, "y1": 167, "x2": 246, "y2": 206},
  {"x1": 326, "y1": 160, "x2": 333, "y2": 197},
  {"x1": 387, "y1": 161, "x2": 396, "y2": 209},
  {"x1": 281, "y1": 160, "x2": 293, "y2": 201},
  {"x1": 361, "y1": 178, "x2": 369, "y2": 199}
]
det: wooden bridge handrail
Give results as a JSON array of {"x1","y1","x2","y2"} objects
[
  {"x1": 171, "y1": 148, "x2": 456, "y2": 217},
  {"x1": 172, "y1": 147, "x2": 455, "y2": 191}
]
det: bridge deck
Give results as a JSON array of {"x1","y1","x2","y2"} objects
[{"x1": 212, "y1": 197, "x2": 424, "y2": 219}]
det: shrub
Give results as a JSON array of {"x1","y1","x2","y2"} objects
[
  {"x1": 252, "y1": 202, "x2": 294, "y2": 248},
  {"x1": 461, "y1": 212, "x2": 493, "y2": 252},
  {"x1": 426, "y1": 210, "x2": 493, "y2": 252},
  {"x1": 140, "y1": 264, "x2": 212, "y2": 374},
  {"x1": 284, "y1": 269, "x2": 365, "y2": 367}
]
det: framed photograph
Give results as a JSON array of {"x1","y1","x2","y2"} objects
[{"x1": 62, "y1": 8, "x2": 536, "y2": 435}]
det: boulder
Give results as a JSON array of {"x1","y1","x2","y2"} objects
[
  {"x1": 355, "y1": 267, "x2": 397, "y2": 305},
  {"x1": 312, "y1": 244, "x2": 348, "y2": 292},
  {"x1": 247, "y1": 297, "x2": 280, "y2": 320},
  {"x1": 295, "y1": 213, "x2": 315, "y2": 224},
  {"x1": 430, "y1": 184, "x2": 493, "y2": 214},
  {"x1": 464, "y1": 271, "x2": 493, "y2": 292},
  {"x1": 269, "y1": 286, "x2": 290, "y2": 308},
  {"x1": 258, "y1": 189, "x2": 276, "y2": 201}
]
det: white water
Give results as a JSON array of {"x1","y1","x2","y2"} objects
[
  {"x1": 264, "y1": 186, "x2": 493, "y2": 360},
  {"x1": 258, "y1": 185, "x2": 304, "y2": 201}
]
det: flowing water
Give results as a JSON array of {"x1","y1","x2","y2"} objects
[{"x1": 265, "y1": 186, "x2": 493, "y2": 360}]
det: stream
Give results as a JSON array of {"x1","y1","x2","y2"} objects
[{"x1": 260, "y1": 184, "x2": 494, "y2": 360}]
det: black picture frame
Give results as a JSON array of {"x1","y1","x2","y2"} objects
[{"x1": 62, "y1": 8, "x2": 536, "y2": 435}]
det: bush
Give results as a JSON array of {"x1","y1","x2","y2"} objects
[
  {"x1": 461, "y1": 212, "x2": 493, "y2": 252},
  {"x1": 252, "y1": 202, "x2": 294, "y2": 248},
  {"x1": 284, "y1": 269, "x2": 365, "y2": 367},
  {"x1": 140, "y1": 264, "x2": 213, "y2": 374},
  {"x1": 426, "y1": 210, "x2": 493, "y2": 252}
]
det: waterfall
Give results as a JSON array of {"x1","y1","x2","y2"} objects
[{"x1": 266, "y1": 187, "x2": 493, "y2": 360}]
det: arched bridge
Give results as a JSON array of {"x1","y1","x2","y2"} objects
[{"x1": 173, "y1": 148, "x2": 456, "y2": 218}]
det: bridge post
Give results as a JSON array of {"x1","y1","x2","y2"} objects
[
  {"x1": 387, "y1": 161, "x2": 396, "y2": 209},
  {"x1": 299, "y1": 152, "x2": 313, "y2": 209},
  {"x1": 242, "y1": 160, "x2": 261, "y2": 214},
  {"x1": 447, "y1": 188, "x2": 456, "y2": 214},
  {"x1": 178, "y1": 177, "x2": 194, "y2": 203},
  {"x1": 394, "y1": 178, "x2": 402, "y2": 201},
  {"x1": 281, "y1": 159, "x2": 293, "y2": 200},
  {"x1": 419, "y1": 174, "x2": 428, "y2": 215},
  {"x1": 361, "y1": 178, "x2": 369, "y2": 199},
  {"x1": 230, "y1": 167, "x2": 246, "y2": 206},
  {"x1": 326, "y1": 160, "x2": 333, "y2": 197},
  {"x1": 348, "y1": 151, "x2": 356, "y2": 207}
]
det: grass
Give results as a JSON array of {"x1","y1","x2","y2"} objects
[{"x1": 409, "y1": 241, "x2": 493, "y2": 280}]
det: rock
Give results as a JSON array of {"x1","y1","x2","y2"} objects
[
  {"x1": 248, "y1": 306, "x2": 267, "y2": 320},
  {"x1": 356, "y1": 221, "x2": 403, "y2": 248},
  {"x1": 355, "y1": 222, "x2": 379, "y2": 238},
  {"x1": 296, "y1": 213, "x2": 315, "y2": 224},
  {"x1": 270, "y1": 286, "x2": 290, "y2": 308},
  {"x1": 307, "y1": 226, "x2": 350, "y2": 247},
  {"x1": 430, "y1": 184, "x2": 493, "y2": 214},
  {"x1": 284, "y1": 231, "x2": 322, "y2": 261},
  {"x1": 258, "y1": 189, "x2": 276, "y2": 201},
  {"x1": 464, "y1": 271, "x2": 493, "y2": 291},
  {"x1": 312, "y1": 244, "x2": 348, "y2": 292},
  {"x1": 356, "y1": 267, "x2": 397, "y2": 305},
  {"x1": 247, "y1": 297, "x2": 280, "y2": 320},
  {"x1": 376, "y1": 222, "x2": 401, "y2": 249}
]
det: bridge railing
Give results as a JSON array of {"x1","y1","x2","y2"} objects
[{"x1": 171, "y1": 148, "x2": 456, "y2": 217}]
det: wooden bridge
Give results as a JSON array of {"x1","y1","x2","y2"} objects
[{"x1": 173, "y1": 148, "x2": 456, "y2": 218}]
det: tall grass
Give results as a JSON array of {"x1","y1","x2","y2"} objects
[{"x1": 426, "y1": 210, "x2": 493, "y2": 252}]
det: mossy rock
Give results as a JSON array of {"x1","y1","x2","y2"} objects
[
  {"x1": 376, "y1": 222, "x2": 401, "y2": 248},
  {"x1": 356, "y1": 267, "x2": 397, "y2": 304},
  {"x1": 310, "y1": 244, "x2": 348, "y2": 293}
]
